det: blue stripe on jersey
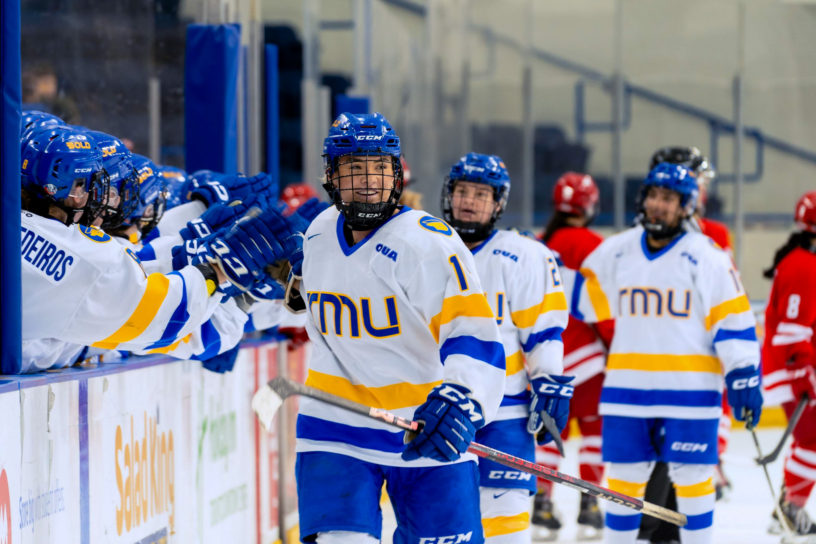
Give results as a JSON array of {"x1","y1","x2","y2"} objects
[
  {"x1": 469, "y1": 230, "x2": 498, "y2": 256},
  {"x1": 136, "y1": 243, "x2": 156, "y2": 262},
  {"x1": 521, "y1": 327, "x2": 564, "y2": 353},
  {"x1": 440, "y1": 336, "x2": 505, "y2": 370},
  {"x1": 605, "y1": 512, "x2": 641, "y2": 531},
  {"x1": 684, "y1": 511, "x2": 714, "y2": 530},
  {"x1": 571, "y1": 272, "x2": 585, "y2": 321},
  {"x1": 500, "y1": 390, "x2": 531, "y2": 406},
  {"x1": 297, "y1": 413, "x2": 406, "y2": 453},
  {"x1": 145, "y1": 271, "x2": 189, "y2": 349},
  {"x1": 601, "y1": 387, "x2": 722, "y2": 408},
  {"x1": 712, "y1": 326, "x2": 757, "y2": 344},
  {"x1": 192, "y1": 320, "x2": 222, "y2": 361}
]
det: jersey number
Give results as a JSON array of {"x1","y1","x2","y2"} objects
[
  {"x1": 787, "y1": 294, "x2": 801, "y2": 319},
  {"x1": 547, "y1": 257, "x2": 561, "y2": 287},
  {"x1": 448, "y1": 255, "x2": 469, "y2": 291}
]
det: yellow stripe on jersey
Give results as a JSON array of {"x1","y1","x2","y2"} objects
[
  {"x1": 505, "y1": 350, "x2": 525, "y2": 376},
  {"x1": 705, "y1": 294, "x2": 751, "y2": 331},
  {"x1": 145, "y1": 333, "x2": 192, "y2": 354},
  {"x1": 510, "y1": 292, "x2": 567, "y2": 329},
  {"x1": 607, "y1": 478, "x2": 647, "y2": 498},
  {"x1": 429, "y1": 293, "x2": 494, "y2": 343},
  {"x1": 91, "y1": 273, "x2": 171, "y2": 349},
  {"x1": 674, "y1": 478, "x2": 715, "y2": 498},
  {"x1": 607, "y1": 353, "x2": 722, "y2": 374},
  {"x1": 579, "y1": 267, "x2": 612, "y2": 322},
  {"x1": 482, "y1": 512, "x2": 530, "y2": 537},
  {"x1": 305, "y1": 369, "x2": 441, "y2": 410}
]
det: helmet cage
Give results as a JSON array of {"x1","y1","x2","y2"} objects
[
  {"x1": 637, "y1": 162, "x2": 698, "y2": 239},
  {"x1": 441, "y1": 177, "x2": 509, "y2": 243}
]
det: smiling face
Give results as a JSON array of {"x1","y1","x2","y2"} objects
[
  {"x1": 450, "y1": 180, "x2": 498, "y2": 225},
  {"x1": 642, "y1": 186, "x2": 685, "y2": 231},
  {"x1": 332, "y1": 154, "x2": 396, "y2": 205}
]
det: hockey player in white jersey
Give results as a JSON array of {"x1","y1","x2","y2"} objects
[
  {"x1": 285, "y1": 113, "x2": 505, "y2": 544},
  {"x1": 441, "y1": 152, "x2": 571, "y2": 543},
  {"x1": 20, "y1": 126, "x2": 297, "y2": 372},
  {"x1": 573, "y1": 163, "x2": 763, "y2": 544}
]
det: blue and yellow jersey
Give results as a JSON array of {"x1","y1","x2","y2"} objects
[
  {"x1": 470, "y1": 230, "x2": 567, "y2": 422},
  {"x1": 574, "y1": 225, "x2": 759, "y2": 420},
  {"x1": 296, "y1": 207, "x2": 505, "y2": 467}
]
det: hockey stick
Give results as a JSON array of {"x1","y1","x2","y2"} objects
[
  {"x1": 746, "y1": 413, "x2": 795, "y2": 539},
  {"x1": 540, "y1": 412, "x2": 566, "y2": 457},
  {"x1": 251, "y1": 377, "x2": 687, "y2": 527},
  {"x1": 756, "y1": 394, "x2": 809, "y2": 466}
]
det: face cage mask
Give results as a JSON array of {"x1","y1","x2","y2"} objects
[
  {"x1": 100, "y1": 167, "x2": 141, "y2": 230},
  {"x1": 636, "y1": 186, "x2": 693, "y2": 240},
  {"x1": 66, "y1": 170, "x2": 110, "y2": 227},
  {"x1": 136, "y1": 191, "x2": 168, "y2": 238},
  {"x1": 441, "y1": 179, "x2": 504, "y2": 243},
  {"x1": 323, "y1": 154, "x2": 403, "y2": 231}
]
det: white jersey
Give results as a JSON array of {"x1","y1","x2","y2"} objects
[
  {"x1": 470, "y1": 230, "x2": 567, "y2": 421},
  {"x1": 296, "y1": 207, "x2": 505, "y2": 467},
  {"x1": 22, "y1": 211, "x2": 220, "y2": 354},
  {"x1": 574, "y1": 225, "x2": 759, "y2": 420}
]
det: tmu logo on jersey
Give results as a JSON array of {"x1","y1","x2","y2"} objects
[
  {"x1": 21, "y1": 226, "x2": 75, "y2": 284},
  {"x1": 618, "y1": 287, "x2": 691, "y2": 318},
  {"x1": 307, "y1": 292, "x2": 401, "y2": 339}
]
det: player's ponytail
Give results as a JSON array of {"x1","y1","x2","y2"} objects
[
  {"x1": 763, "y1": 231, "x2": 816, "y2": 279},
  {"x1": 542, "y1": 211, "x2": 573, "y2": 243}
]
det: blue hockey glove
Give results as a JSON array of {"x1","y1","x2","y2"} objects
[
  {"x1": 249, "y1": 277, "x2": 285, "y2": 301},
  {"x1": 725, "y1": 365, "x2": 763, "y2": 428},
  {"x1": 186, "y1": 172, "x2": 275, "y2": 208},
  {"x1": 401, "y1": 383, "x2": 485, "y2": 462},
  {"x1": 292, "y1": 197, "x2": 330, "y2": 225},
  {"x1": 200, "y1": 344, "x2": 241, "y2": 374},
  {"x1": 178, "y1": 196, "x2": 265, "y2": 241},
  {"x1": 527, "y1": 374, "x2": 574, "y2": 445}
]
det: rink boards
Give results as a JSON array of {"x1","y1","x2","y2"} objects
[{"x1": 0, "y1": 340, "x2": 305, "y2": 544}]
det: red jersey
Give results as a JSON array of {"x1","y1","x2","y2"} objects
[
  {"x1": 699, "y1": 217, "x2": 733, "y2": 251},
  {"x1": 762, "y1": 247, "x2": 816, "y2": 405},
  {"x1": 544, "y1": 226, "x2": 613, "y2": 385}
]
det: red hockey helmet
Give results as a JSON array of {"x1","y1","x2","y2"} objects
[
  {"x1": 400, "y1": 155, "x2": 412, "y2": 188},
  {"x1": 794, "y1": 191, "x2": 816, "y2": 233},
  {"x1": 281, "y1": 183, "x2": 319, "y2": 214},
  {"x1": 552, "y1": 172, "x2": 599, "y2": 218}
]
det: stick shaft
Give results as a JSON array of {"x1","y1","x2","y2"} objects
[
  {"x1": 268, "y1": 378, "x2": 687, "y2": 527},
  {"x1": 757, "y1": 395, "x2": 808, "y2": 466},
  {"x1": 749, "y1": 426, "x2": 794, "y2": 537}
]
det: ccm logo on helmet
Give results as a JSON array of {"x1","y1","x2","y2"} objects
[
  {"x1": 731, "y1": 375, "x2": 760, "y2": 390},
  {"x1": 357, "y1": 135, "x2": 383, "y2": 141}
]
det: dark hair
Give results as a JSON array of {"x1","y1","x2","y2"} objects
[
  {"x1": 542, "y1": 210, "x2": 580, "y2": 243},
  {"x1": 763, "y1": 231, "x2": 816, "y2": 279}
]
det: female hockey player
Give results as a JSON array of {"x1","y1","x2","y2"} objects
[
  {"x1": 573, "y1": 162, "x2": 762, "y2": 544},
  {"x1": 532, "y1": 172, "x2": 612, "y2": 541},
  {"x1": 762, "y1": 190, "x2": 816, "y2": 538},
  {"x1": 275, "y1": 113, "x2": 505, "y2": 544},
  {"x1": 441, "y1": 152, "x2": 572, "y2": 544}
]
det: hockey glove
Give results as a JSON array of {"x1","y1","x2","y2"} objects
[
  {"x1": 200, "y1": 344, "x2": 241, "y2": 374},
  {"x1": 725, "y1": 365, "x2": 764, "y2": 428},
  {"x1": 291, "y1": 197, "x2": 330, "y2": 225},
  {"x1": 527, "y1": 374, "x2": 574, "y2": 445},
  {"x1": 787, "y1": 354, "x2": 816, "y2": 403},
  {"x1": 401, "y1": 383, "x2": 485, "y2": 462},
  {"x1": 178, "y1": 195, "x2": 266, "y2": 241}
]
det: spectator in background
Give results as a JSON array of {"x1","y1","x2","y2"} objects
[{"x1": 22, "y1": 62, "x2": 80, "y2": 124}]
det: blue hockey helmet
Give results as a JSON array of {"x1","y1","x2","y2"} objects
[
  {"x1": 322, "y1": 112, "x2": 403, "y2": 230},
  {"x1": 637, "y1": 162, "x2": 698, "y2": 238},
  {"x1": 20, "y1": 124, "x2": 74, "y2": 185},
  {"x1": 442, "y1": 152, "x2": 511, "y2": 242},
  {"x1": 20, "y1": 110, "x2": 64, "y2": 143},
  {"x1": 129, "y1": 154, "x2": 168, "y2": 236},
  {"x1": 157, "y1": 165, "x2": 189, "y2": 209},
  {"x1": 28, "y1": 128, "x2": 110, "y2": 226},
  {"x1": 83, "y1": 130, "x2": 140, "y2": 229}
]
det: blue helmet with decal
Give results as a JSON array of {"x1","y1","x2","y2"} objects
[
  {"x1": 26, "y1": 127, "x2": 110, "y2": 226},
  {"x1": 157, "y1": 165, "x2": 189, "y2": 209},
  {"x1": 442, "y1": 152, "x2": 511, "y2": 242},
  {"x1": 20, "y1": 124, "x2": 74, "y2": 186},
  {"x1": 322, "y1": 112, "x2": 403, "y2": 230},
  {"x1": 129, "y1": 154, "x2": 168, "y2": 236},
  {"x1": 638, "y1": 162, "x2": 698, "y2": 238},
  {"x1": 20, "y1": 110, "x2": 64, "y2": 143},
  {"x1": 83, "y1": 130, "x2": 140, "y2": 229}
]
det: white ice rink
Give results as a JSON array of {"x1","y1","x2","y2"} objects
[{"x1": 380, "y1": 427, "x2": 804, "y2": 544}]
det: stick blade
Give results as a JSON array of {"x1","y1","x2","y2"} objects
[{"x1": 252, "y1": 384, "x2": 284, "y2": 432}]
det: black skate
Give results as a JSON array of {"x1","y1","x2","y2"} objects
[
  {"x1": 576, "y1": 494, "x2": 603, "y2": 540},
  {"x1": 531, "y1": 491, "x2": 561, "y2": 542},
  {"x1": 769, "y1": 493, "x2": 816, "y2": 543}
]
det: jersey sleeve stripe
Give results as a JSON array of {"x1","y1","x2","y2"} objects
[
  {"x1": 674, "y1": 478, "x2": 715, "y2": 498},
  {"x1": 145, "y1": 271, "x2": 190, "y2": 349},
  {"x1": 305, "y1": 368, "x2": 439, "y2": 410},
  {"x1": 429, "y1": 293, "x2": 495, "y2": 343},
  {"x1": 683, "y1": 512, "x2": 714, "y2": 531},
  {"x1": 704, "y1": 294, "x2": 751, "y2": 331},
  {"x1": 520, "y1": 327, "x2": 564, "y2": 353},
  {"x1": 712, "y1": 326, "x2": 757, "y2": 344},
  {"x1": 296, "y1": 413, "x2": 405, "y2": 453},
  {"x1": 605, "y1": 512, "x2": 642, "y2": 531},
  {"x1": 191, "y1": 320, "x2": 222, "y2": 360},
  {"x1": 439, "y1": 336, "x2": 505, "y2": 370},
  {"x1": 510, "y1": 292, "x2": 568, "y2": 329},
  {"x1": 607, "y1": 353, "x2": 722, "y2": 373},
  {"x1": 601, "y1": 387, "x2": 722, "y2": 408},
  {"x1": 505, "y1": 350, "x2": 525, "y2": 376},
  {"x1": 571, "y1": 272, "x2": 586, "y2": 320},
  {"x1": 578, "y1": 267, "x2": 612, "y2": 321},
  {"x1": 145, "y1": 333, "x2": 192, "y2": 354},
  {"x1": 91, "y1": 272, "x2": 171, "y2": 349}
]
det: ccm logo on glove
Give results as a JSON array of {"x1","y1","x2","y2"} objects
[
  {"x1": 436, "y1": 384, "x2": 484, "y2": 425},
  {"x1": 730, "y1": 375, "x2": 760, "y2": 390}
]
